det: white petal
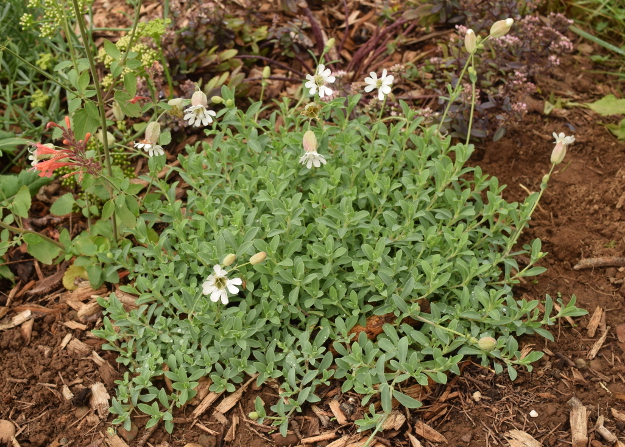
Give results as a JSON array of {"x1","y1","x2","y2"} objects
[
  {"x1": 326, "y1": 75, "x2": 336, "y2": 83},
  {"x1": 202, "y1": 282, "x2": 213, "y2": 295},
  {"x1": 230, "y1": 277, "x2": 243, "y2": 285},
  {"x1": 220, "y1": 291, "x2": 229, "y2": 305},
  {"x1": 213, "y1": 265, "x2": 224, "y2": 275},
  {"x1": 381, "y1": 69, "x2": 388, "y2": 78},
  {"x1": 210, "y1": 289, "x2": 221, "y2": 302},
  {"x1": 318, "y1": 64, "x2": 326, "y2": 74},
  {"x1": 364, "y1": 85, "x2": 374, "y2": 93},
  {"x1": 378, "y1": 90, "x2": 385, "y2": 101},
  {"x1": 226, "y1": 283, "x2": 239, "y2": 294},
  {"x1": 306, "y1": 157, "x2": 313, "y2": 169},
  {"x1": 312, "y1": 157, "x2": 321, "y2": 168},
  {"x1": 364, "y1": 77, "x2": 374, "y2": 85},
  {"x1": 369, "y1": 72, "x2": 378, "y2": 80},
  {"x1": 381, "y1": 85, "x2": 391, "y2": 95}
]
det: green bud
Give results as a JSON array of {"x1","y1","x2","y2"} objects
[
  {"x1": 223, "y1": 253, "x2": 237, "y2": 267},
  {"x1": 477, "y1": 336, "x2": 497, "y2": 351},
  {"x1": 106, "y1": 253, "x2": 114, "y2": 259},
  {"x1": 250, "y1": 252, "x2": 267, "y2": 265},
  {"x1": 226, "y1": 99, "x2": 234, "y2": 108},
  {"x1": 248, "y1": 412, "x2": 259, "y2": 420},
  {"x1": 211, "y1": 96, "x2": 224, "y2": 104},
  {"x1": 262, "y1": 66, "x2": 271, "y2": 79},
  {"x1": 542, "y1": 174, "x2": 550, "y2": 184},
  {"x1": 490, "y1": 18, "x2": 514, "y2": 38},
  {"x1": 112, "y1": 101, "x2": 124, "y2": 121},
  {"x1": 325, "y1": 38, "x2": 335, "y2": 50}
]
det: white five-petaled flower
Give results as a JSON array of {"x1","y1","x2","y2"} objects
[
  {"x1": 364, "y1": 69, "x2": 394, "y2": 100},
  {"x1": 552, "y1": 132, "x2": 575, "y2": 146},
  {"x1": 134, "y1": 121, "x2": 165, "y2": 157},
  {"x1": 134, "y1": 141, "x2": 165, "y2": 157},
  {"x1": 184, "y1": 91, "x2": 217, "y2": 127},
  {"x1": 202, "y1": 264, "x2": 242, "y2": 305},
  {"x1": 305, "y1": 64, "x2": 335, "y2": 98},
  {"x1": 299, "y1": 152, "x2": 327, "y2": 169}
]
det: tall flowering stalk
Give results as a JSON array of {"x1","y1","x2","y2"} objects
[{"x1": 31, "y1": 116, "x2": 102, "y2": 179}]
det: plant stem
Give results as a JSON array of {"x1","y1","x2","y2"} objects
[
  {"x1": 465, "y1": 55, "x2": 477, "y2": 146},
  {"x1": 0, "y1": 221, "x2": 65, "y2": 249},
  {"x1": 71, "y1": 0, "x2": 118, "y2": 240}
]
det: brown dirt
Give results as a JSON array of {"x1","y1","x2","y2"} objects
[{"x1": 3, "y1": 16, "x2": 625, "y2": 447}]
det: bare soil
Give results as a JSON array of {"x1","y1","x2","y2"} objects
[{"x1": 2, "y1": 7, "x2": 625, "y2": 447}]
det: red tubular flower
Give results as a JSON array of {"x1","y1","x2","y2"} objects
[{"x1": 34, "y1": 159, "x2": 77, "y2": 177}]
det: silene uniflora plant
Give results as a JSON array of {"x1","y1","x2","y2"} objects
[{"x1": 0, "y1": 7, "x2": 586, "y2": 441}]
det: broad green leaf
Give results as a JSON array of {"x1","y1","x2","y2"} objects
[
  {"x1": 12, "y1": 185, "x2": 31, "y2": 218},
  {"x1": 586, "y1": 94, "x2": 625, "y2": 116},
  {"x1": 23, "y1": 233, "x2": 62, "y2": 265},
  {"x1": 50, "y1": 193, "x2": 76, "y2": 216}
]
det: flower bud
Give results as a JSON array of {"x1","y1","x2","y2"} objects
[
  {"x1": 464, "y1": 29, "x2": 477, "y2": 53},
  {"x1": 191, "y1": 90, "x2": 208, "y2": 107},
  {"x1": 550, "y1": 142, "x2": 566, "y2": 165},
  {"x1": 167, "y1": 98, "x2": 185, "y2": 118},
  {"x1": 97, "y1": 130, "x2": 115, "y2": 145},
  {"x1": 325, "y1": 38, "x2": 335, "y2": 50},
  {"x1": 542, "y1": 174, "x2": 550, "y2": 184},
  {"x1": 478, "y1": 336, "x2": 497, "y2": 351},
  {"x1": 226, "y1": 99, "x2": 234, "y2": 108},
  {"x1": 250, "y1": 252, "x2": 267, "y2": 265},
  {"x1": 211, "y1": 96, "x2": 224, "y2": 104},
  {"x1": 262, "y1": 66, "x2": 271, "y2": 79},
  {"x1": 490, "y1": 18, "x2": 514, "y2": 38},
  {"x1": 223, "y1": 253, "x2": 237, "y2": 267},
  {"x1": 303, "y1": 130, "x2": 318, "y2": 153},
  {"x1": 112, "y1": 101, "x2": 124, "y2": 121},
  {"x1": 248, "y1": 412, "x2": 259, "y2": 420},
  {"x1": 145, "y1": 122, "x2": 161, "y2": 145}
]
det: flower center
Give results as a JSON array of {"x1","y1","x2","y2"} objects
[
  {"x1": 375, "y1": 79, "x2": 384, "y2": 89},
  {"x1": 314, "y1": 74, "x2": 325, "y2": 86},
  {"x1": 194, "y1": 107, "x2": 205, "y2": 116},
  {"x1": 214, "y1": 276, "x2": 227, "y2": 289}
]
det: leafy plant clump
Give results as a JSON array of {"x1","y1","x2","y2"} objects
[{"x1": 92, "y1": 87, "x2": 583, "y2": 435}]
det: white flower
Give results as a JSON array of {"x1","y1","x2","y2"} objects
[
  {"x1": 184, "y1": 91, "x2": 217, "y2": 127},
  {"x1": 305, "y1": 64, "x2": 336, "y2": 98},
  {"x1": 134, "y1": 141, "x2": 165, "y2": 157},
  {"x1": 364, "y1": 69, "x2": 394, "y2": 100},
  {"x1": 202, "y1": 264, "x2": 243, "y2": 305},
  {"x1": 552, "y1": 132, "x2": 575, "y2": 146},
  {"x1": 299, "y1": 151, "x2": 327, "y2": 169}
]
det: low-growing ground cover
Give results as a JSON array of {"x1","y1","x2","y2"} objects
[{"x1": 1, "y1": 0, "x2": 625, "y2": 446}]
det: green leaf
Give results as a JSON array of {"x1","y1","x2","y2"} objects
[
  {"x1": 23, "y1": 233, "x2": 62, "y2": 265},
  {"x1": 115, "y1": 91, "x2": 141, "y2": 118},
  {"x1": 12, "y1": 185, "x2": 31, "y2": 218},
  {"x1": 63, "y1": 265, "x2": 89, "y2": 291},
  {"x1": 586, "y1": 95, "x2": 625, "y2": 116},
  {"x1": 393, "y1": 391, "x2": 422, "y2": 409},
  {"x1": 50, "y1": 193, "x2": 76, "y2": 216},
  {"x1": 103, "y1": 39, "x2": 121, "y2": 61},
  {"x1": 124, "y1": 73, "x2": 137, "y2": 97},
  {"x1": 605, "y1": 118, "x2": 625, "y2": 140},
  {"x1": 73, "y1": 108, "x2": 100, "y2": 140}
]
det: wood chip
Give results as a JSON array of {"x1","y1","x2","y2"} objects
[
  {"x1": 62, "y1": 385, "x2": 74, "y2": 401},
  {"x1": 77, "y1": 300, "x2": 102, "y2": 322},
  {"x1": 213, "y1": 411, "x2": 228, "y2": 425},
  {"x1": 0, "y1": 310, "x2": 32, "y2": 331},
  {"x1": 213, "y1": 374, "x2": 258, "y2": 415},
  {"x1": 567, "y1": 397, "x2": 588, "y2": 447},
  {"x1": 587, "y1": 307, "x2": 603, "y2": 338},
  {"x1": 301, "y1": 432, "x2": 338, "y2": 444},
  {"x1": 311, "y1": 405, "x2": 330, "y2": 427},
  {"x1": 595, "y1": 415, "x2": 617, "y2": 443},
  {"x1": 64, "y1": 284, "x2": 108, "y2": 302},
  {"x1": 414, "y1": 420, "x2": 447, "y2": 443},
  {"x1": 91, "y1": 382, "x2": 110, "y2": 419},
  {"x1": 503, "y1": 430, "x2": 541, "y2": 447},
  {"x1": 105, "y1": 430, "x2": 130, "y2": 447},
  {"x1": 191, "y1": 391, "x2": 224, "y2": 419},
  {"x1": 26, "y1": 270, "x2": 65, "y2": 296},
  {"x1": 326, "y1": 435, "x2": 362, "y2": 447},
  {"x1": 224, "y1": 414, "x2": 239, "y2": 442},
  {"x1": 611, "y1": 408, "x2": 625, "y2": 422},
  {"x1": 20, "y1": 318, "x2": 34, "y2": 345},
  {"x1": 570, "y1": 368, "x2": 587, "y2": 384},
  {"x1": 67, "y1": 338, "x2": 92, "y2": 357},
  {"x1": 587, "y1": 327, "x2": 609, "y2": 359},
  {"x1": 64, "y1": 321, "x2": 88, "y2": 331},
  {"x1": 329, "y1": 400, "x2": 348, "y2": 425},
  {"x1": 407, "y1": 433, "x2": 423, "y2": 447},
  {"x1": 616, "y1": 324, "x2": 625, "y2": 343},
  {"x1": 60, "y1": 333, "x2": 73, "y2": 350},
  {"x1": 382, "y1": 411, "x2": 406, "y2": 431}
]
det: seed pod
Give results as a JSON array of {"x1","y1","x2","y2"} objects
[
  {"x1": 303, "y1": 130, "x2": 318, "y2": 153},
  {"x1": 464, "y1": 29, "x2": 477, "y2": 53},
  {"x1": 223, "y1": 254, "x2": 237, "y2": 266},
  {"x1": 551, "y1": 142, "x2": 566, "y2": 165},
  {"x1": 490, "y1": 18, "x2": 514, "y2": 38},
  {"x1": 250, "y1": 252, "x2": 267, "y2": 265},
  {"x1": 191, "y1": 90, "x2": 208, "y2": 107},
  {"x1": 477, "y1": 336, "x2": 497, "y2": 351},
  {"x1": 145, "y1": 122, "x2": 161, "y2": 145}
]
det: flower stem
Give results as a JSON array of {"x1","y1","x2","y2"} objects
[
  {"x1": 71, "y1": 0, "x2": 118, "y2": 240},
  {"x1": 0, "y1": 221, "x2": 65, "y2": 249}
]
